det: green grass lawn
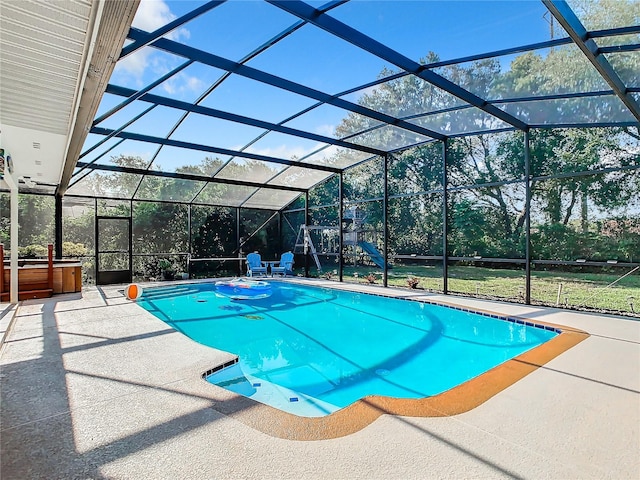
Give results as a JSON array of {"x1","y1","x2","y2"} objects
[{"x1": 310, "y1": 264, "x2": 640, "y2": 316}]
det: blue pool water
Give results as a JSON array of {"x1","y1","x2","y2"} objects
[{"x1": 137, "y1": 281, "x2": 557, "y2": 417}]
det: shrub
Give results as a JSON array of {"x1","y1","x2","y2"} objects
[
  {"x1": 406, "y1": 276, "x2": 420, "y2": 289},
  {"x1": 158, "y1": 259, "x2": 174, "y2": 271},
  {"x1": 62, "y1": 242, "x2": 89, "y2": 257},
  {"x1": 18, "y1": 244, "x2": 48, "y2": 258}
]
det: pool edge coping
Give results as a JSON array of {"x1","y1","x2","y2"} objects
[
  {"x1": 176, "y1": 278, "x2": 590, "y2": 441},
  {"x1": 212, "y1": 329, "x2": 587, "y2": 441}
]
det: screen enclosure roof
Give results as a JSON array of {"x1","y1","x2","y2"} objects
[{"x1": 64, "y1": 0, "x2": 640, "y2": 210}]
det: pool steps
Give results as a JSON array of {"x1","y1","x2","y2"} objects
[{"x1": 202, "y1": 357, "x2": 238, "y2": 378}]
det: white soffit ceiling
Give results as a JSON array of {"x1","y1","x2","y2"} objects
[
  {"x1": 1, "y1": 0, "x2": 92, "y2": 188},
  {"x1": 0, "y1": 0, "x2": 138, "y2": 193}
]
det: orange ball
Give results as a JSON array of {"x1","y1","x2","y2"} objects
[{"x1": 125, "y1": 283, "x2": 142, "y2": 300}]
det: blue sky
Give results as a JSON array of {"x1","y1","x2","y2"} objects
[{"x1": 88, "y1": 0, "x2": 559, "y2": 172}]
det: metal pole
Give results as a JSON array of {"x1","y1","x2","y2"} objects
[
  {"x1": 10, "y1": 185, "x2": 18, "y2": 303},
  {"x1": 304, "y1": 191, "x2": 310, "y2": 278},
  {"x1": 383, "y1": 154, "x2": 388, "y2": 287},
  {"x1": 128, "y1": 200, "x2": 133, "y2": 283},
  {"x1": 278, "y1": 210, "x2": 283, "y2": 255},
  {"x1": 236, "y1": 207, "x2": 242, "y2": 276},
  {"x1": 187, "y1": 203, "x2": 192, "y2": 278},
  {"x1": 55, "y1": 194, "x2": 63, "y2": 259},
  {"x1": 338, "y1": 173, "x2": 344, "y2": 282},
  {"x1": 524, "y1": 131, "x2": 532, "y2": 304},
  {"x1": 94, "y1": 198, "x2": 99, "y2": 285},
  {"x1": 3, "y1": 170, "x2": 19, "y2": 303},
  {"x1": 442, "y1": 139, "x2": 449, "y2": 294}
]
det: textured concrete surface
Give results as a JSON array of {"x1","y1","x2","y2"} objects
[
  {"x1": 1, "y1": 280, "x2": 638, "y2": 479},
  {"x1": 0, "y1": 302, "x2": 17, "y2": 345}
]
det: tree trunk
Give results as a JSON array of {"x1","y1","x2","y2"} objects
[
  {"x1": 547, "y1": 184, "x2": 562, "y2": 224},
  {"x1": 581, "y1": 190, "x2": 588, "y2": 233},
  {"x1": 563, "y1": 190, "x2": 577, "y2": 225}
]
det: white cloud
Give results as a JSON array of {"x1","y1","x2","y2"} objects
[
  {"x1": 114, "y1": 0, "x2": 190, "y2": 86},
  {"x1": 114, "y1": 50, "x2": 149, "y2": 86},
  {"x1": 133, "y1": 0, "x2": 190, "y2": 41},
  {"x1": 162, "y1": 73, "x2": 204, "y2": 96},
  {"x1": 315, "y1": 124, "x2": 336, "y2": 137},
  {"x1": 133, "y1": 0, "x2": 172, "y2": 30},
  {"x1": 185, "y1": 75, "x2": 202, "y2": 91}
]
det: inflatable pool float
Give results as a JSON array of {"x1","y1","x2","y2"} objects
[{"x1": 215, "y1": 278, "x2": 272, "y2": 300}]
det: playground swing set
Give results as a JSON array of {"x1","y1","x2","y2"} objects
[{"x1": 291, "y1": 207, "x2": 388, "y2": 272}]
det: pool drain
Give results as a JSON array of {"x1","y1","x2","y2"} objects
[{"x1": 375, "y1": 369, "x2": 390, "y2": 376}]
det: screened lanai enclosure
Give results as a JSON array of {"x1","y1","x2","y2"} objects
[{"x1": 1, "y1": 0, "x2": 639, "y2": 315}]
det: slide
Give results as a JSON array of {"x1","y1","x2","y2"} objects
[{"x1": 357, "y1": 241, "x2": 391, "y2": 269}]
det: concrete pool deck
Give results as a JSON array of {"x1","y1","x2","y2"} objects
[{"x1": 1, "y1": 279, "x2": 638, "y2": 479}]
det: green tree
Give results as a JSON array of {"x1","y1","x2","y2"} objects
[{"x1": 0, "y1": 193, "x2": 54, "y2": 251}]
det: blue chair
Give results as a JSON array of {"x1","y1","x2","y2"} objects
[
  {"x1": 246, "y1": 252, "x2": 267, "y2": 277},
  {"x1": 271, "y1": 252, "x2": 294, "y2": 277}
]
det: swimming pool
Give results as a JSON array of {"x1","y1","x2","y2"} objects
[{"x1": 137, "y1": 281, "x2": 561, "y2": 417}]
